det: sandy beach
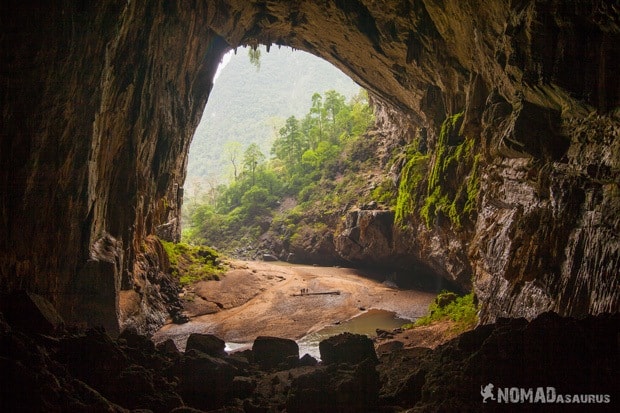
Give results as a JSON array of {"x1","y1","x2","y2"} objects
[{"x1": 152, "y1": 260, "x2": 437, "y2": 350}]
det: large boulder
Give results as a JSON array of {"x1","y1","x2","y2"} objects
[
  {"x1": 319, "y1": 333, "x2": 378, "y2": 365},
  {"x1": 185, "y1": 333, "x2": 227, "y2": 358},
  {"x1": 0, "y1": 291, "x2": 64, "y2": 335},
  {"x1": 55, "y1": 328, "x2": 129, "y2": 390},
  {"x1": 103, "y1": 364, "x2": 183, "y2": 413},
  {"x1": 176, "y1": 349, "x2": 238, "y2": 410},
  {"x1": 334, "y1": 209, "x2": 395, "y2": 265},
  {"x1": 252, "y1": 336, "x2": 299, "y2": 370},
  {"x1": 286, "y1": 359, "x2": 380, "y2": 413}
]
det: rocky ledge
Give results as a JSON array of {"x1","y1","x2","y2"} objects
[{"x1": 1, "y1": 293, "x2": 617, "y2": 412}]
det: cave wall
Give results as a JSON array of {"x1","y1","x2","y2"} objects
[
  {"x1": 0, "y1": 0, "x2": 227, "y2": 333},
  {"x1": 1, "y1": 0, "x2": 618, "y2": 332}
]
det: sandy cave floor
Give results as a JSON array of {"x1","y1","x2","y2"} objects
[{"x1": 152, "y1": 260, "x2": 438, "y2": 351}]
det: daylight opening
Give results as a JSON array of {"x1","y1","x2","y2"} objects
[
  {"x1": 181, "y1": 45, "x2": 372, "y2": 262},
  {"x1": 158, "y1": 46, "x2": 453, "y2": 355}
]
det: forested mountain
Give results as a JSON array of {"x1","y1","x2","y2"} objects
[
  {"x1": 185, "y1": 46, "x2": 361, "y2": 196},
  {"x1": 183, "y1": 89, "x2": 376, "y2": 256}
]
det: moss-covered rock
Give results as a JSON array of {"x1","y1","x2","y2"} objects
[{"x1": 160, "y1": 241, "x2": 226, "y2": 286}]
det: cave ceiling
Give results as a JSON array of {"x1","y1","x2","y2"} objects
[{"x1": 0, "y1": 0, "x2": 618, "y2": 332}]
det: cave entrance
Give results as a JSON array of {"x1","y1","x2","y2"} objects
[{"x1": 181, "y1": 45, "x2": 365, "y2": 260}]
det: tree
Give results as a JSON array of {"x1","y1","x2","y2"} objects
[
  {"x1": 324, "y1": 90, "x2": 346, "y2": 124},
  {"x1": 224, "y1": 141, "x2": 242, "y2": 181},
  {"x1": 308, "y1": 92, "x2": 326, "y2": 147},
  {"x1": 243, "y1": 143, "x2": 265, "y2": 186},
  {"x1": 272, "y1": 115, "x2": 306, "y2": 167}
]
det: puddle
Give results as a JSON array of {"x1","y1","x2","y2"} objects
[{"x1": 296, "y1": 309, "x2": 411, "y2": 359}]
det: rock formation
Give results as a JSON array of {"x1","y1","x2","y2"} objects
[
  {"x1": 1, "y1": 0, "x2": 618, "y2": 333},
  {"x1": 1, "y1": 303, "x2": 617, "y2": 412}
]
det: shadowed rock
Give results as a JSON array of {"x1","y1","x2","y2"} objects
[
  {"x1": 252, "y1": 336, "x2": 299, "y2": 370},
  {"x1": 319, "y1": 332, "x2": 378, "y2": 365},
  {"x1": 186, "y1": 333, "x2": 227, "y2": 358},
  {"x1": 176, "y1": 349, "x2": 238, "y2": 410},
  {"x1": 0, "y1": 291, "x2": 64, "y2": 335},
  {"x1": 286, "y1": 358, "x2": 380, "y2": 413}
]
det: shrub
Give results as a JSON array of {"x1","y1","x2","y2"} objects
[
  {"x1": 412, "y1": 291, "x2": 478, "y2": 332},
  {"x1": 161, "y1": 240, "x2": 226, "y2": 286}
]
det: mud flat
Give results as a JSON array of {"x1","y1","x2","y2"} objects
[{"x1": 152, "y1": 260, "x2": 436, "y2": 350}]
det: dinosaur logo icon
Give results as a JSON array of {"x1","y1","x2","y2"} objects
[{"x1": 481, "y1": 383, "x2": 495, "y2": 403}]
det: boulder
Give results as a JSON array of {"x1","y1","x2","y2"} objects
[
  {"x1": 177, "y1": 349, "x2": 238, "y2": 410},
  {"x1": 286, "y1": 359, "x2": 380, "y2": 413},
  {"x1": 319, "y1": 333, "x2": 378, "y2": 365},
  {"x1": 230, "y1": 376, "x2": 256, "y2": 399},
  {"x1": 376, "y1": 340, "x2": 404, "y2": 356},
  {"x1": 185, "y1": 333, "x2": 227, "y2": 358},
  {"x1": 118, "y1": 328, "x2": 156, "y2": 353},
  {"x1": 156, "y1": 339, "x2": 181, "y2": 356},
  {"x1": 103, "y1": 364, "x2": 183, "y2": 413},
  {"x1": 252, "y1": 336, "x2": 299, "y2": 370},
  {"x1": 299, "y1": 353, "x2": 318, "y2": 367},
  {"x1": 0, "y1": 291, "x2": 64, "y2": 334},
  {"x1": 55, "y1": 328, "x2": 129, "y2": 390}
]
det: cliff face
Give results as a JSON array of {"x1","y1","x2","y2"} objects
[
  {"x1": 0, "y1": 1, "x2": 227, "y2": 333},
  {"x1": 1, "y1": 0, "x2": 618, "y2": 332}
]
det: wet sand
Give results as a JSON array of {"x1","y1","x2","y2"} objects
[{"x1": 152, "y1": 260, "x2": 436, "y2": 350}]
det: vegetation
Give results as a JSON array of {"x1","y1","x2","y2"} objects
[
  {"x1": 183, "y1": 89, "x2": 375, "y2": 253},
  {"x1": 160, "y1": 240, "x2": 226, "y2": 286},
  {"x1": 186, "y1": 45, "x2": 360, "y2": 188},
  {"x1": 394, "y1": 151, "x2": 429, "y2": 225},
  {"x1": 406, "y1": 290, "x2": 478, "y2": 333},
  {"x1": 248, "y1": 47, "x2": 261, "y2": 70},
  {"x1": 394, "y1": 112, "x2": 480, "y2": 229}
]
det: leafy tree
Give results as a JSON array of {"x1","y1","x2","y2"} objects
[
  {"x1": 272, "y1": 116, "x2": 306, "y2": 168},
  {"x1": 243, "y1": 143, "x2": 265, "y2": 186},
  {"x1": 323, "y1": 90, "x2": 347, "y2": 141}
]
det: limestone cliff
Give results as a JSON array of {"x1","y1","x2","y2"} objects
[
  {"x1": 1, "y1": 0, "x2": 618, "y2": 333},
  {"x1": 1, "y1": 1, "x2": 227, "y2": 333}
]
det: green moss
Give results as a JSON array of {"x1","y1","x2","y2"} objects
[
  {"x1": 161, "y1": 240, "x2": 226, "y2": 286},
  {"x1": 418, "y1": 112, "x2": 480, "y2": 229},
  {"x1": 394, "y1": 152, "x2": 429, "y2": 226},
  {"x1": 392, "y1": 112, "x2": 482, "y2": 229},
  {"x1": 372, "y1": 179, "x2": 398, "y2": 207},
  {"x1": 464, "y1": 154, "x2": 481, "y2": 216},
  {"x1": 413, "y1": 291, "x2": 478, "y2": 332}
]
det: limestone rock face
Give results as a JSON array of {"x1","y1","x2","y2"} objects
[
  {"x1": 1, "y1": 1, "x2": 227, "y2": 331},
  {"x1": 1, "y1": 0, "x2": 618, "y2": 331}
]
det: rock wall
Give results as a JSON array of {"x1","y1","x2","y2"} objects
[
  {"x1": 0, "y1": 1, "x2": 227, "y2": 333},
  {"x1": 1, "y1": 0, "x2": 618, "y2": 331}
]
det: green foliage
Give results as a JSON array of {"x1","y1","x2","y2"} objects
[
  {"x1": 413, "y1": 291, "x2": 478, "y2": 332},
  {"x1": 187, "y1": 45, "x2": 360, "y2": 188},
  {"x1": 391, "y1": 112, "x2": 482, "y2": 229},
  {"x1": 184, "y1": 89, "x2": 375, "y2": 252},
  {"x1": 248, "y1": 47, "x2": 261, "y2": 70},
  {"x1": 395, "y1": 152, "x2": 429, "y2": 226},
  {"x1": 243, "y1": 143, "x2": 265, "y2": 186},
  {"x1": 161, "y1": 240, "x2": 226, "y2": 285},
  {"x1": 464, "y1": 154, "x2": 481, "y2": 216},
  {"x1": 372, "y1": 179, "x2": 398, "y2": 207},
  {"x1": 425, "y1": 112, "x2": 482, "y2": 228}
]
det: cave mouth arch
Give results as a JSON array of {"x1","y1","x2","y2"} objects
[{"x1": 1, "y1": 1, "x2": 617, "y2": 337}]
